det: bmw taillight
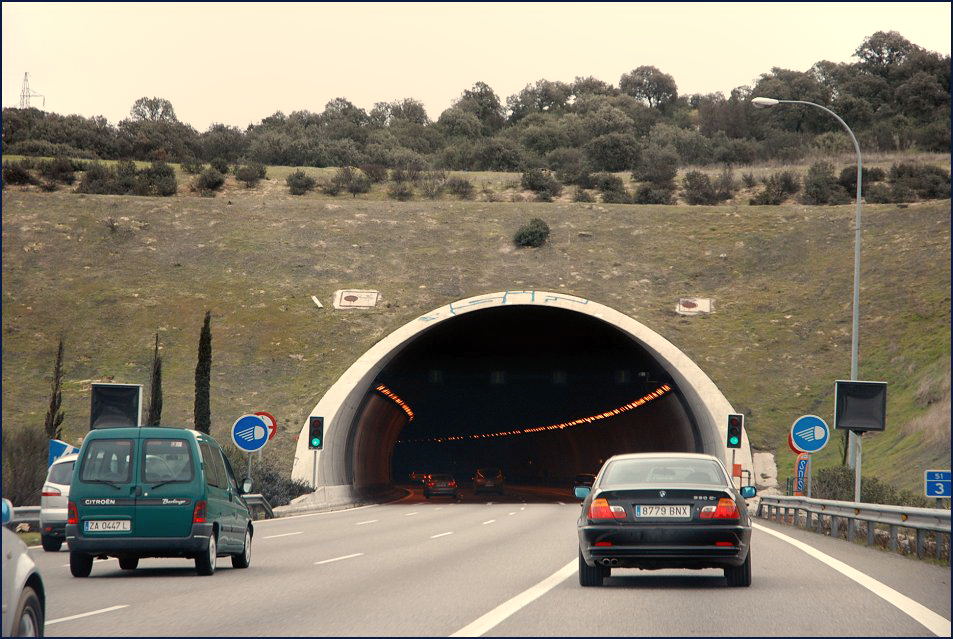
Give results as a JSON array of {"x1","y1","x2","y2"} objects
[
  {"x1": 588, "y1": 498, "x2": 626, "y2": 521},
  {"x1": 192, "y1": 500, "x2": 207, "y2": 523},
  {"x1": 426, "y1": 481, "x2": 435, "y2": 487},
  {"x1": 67, "y1": 501, "x2": 78, "y2": 524},
  {"x1": 699, "y1": 498, "x2": 740, "y2": 520},
  {"x1": 42, "y1": 486, "x2": 62, "y2": 497},
  {"x1": 449, "y1": 481, "x2": 457, "y2": 488}
]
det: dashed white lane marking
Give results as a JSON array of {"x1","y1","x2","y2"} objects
[
  {"x1": 508, "y1": 512, "x2": 516, "y2": 516},
  {"x1": 482, "y1": 520, "x2": 496, "y2": 525},
  {"x1": 435, "y1": 507, "x2": 443, "y2": 511},
  {"x1": 28, "y1": 545, "x2": 42, "y2": 549},
  {"x1": 520, "y1": 506, "x2": 525, "y2": 511},
  {"x1": 430, "y1": 531, "x2": 454, "y2": 539},
  {"x1": 557, "y1": 501, "x2": 565, "y2": 506},
  {"x1": 753, "y1": 523, "x2": 951, "y2": 637},
  {"x1": 46, "y1": 605, "x2": 129, "y2": 626},
  {"x1": 355, "y1": 519, "x2": 378, "y2": 525},
  {"x1": 263, "y1": 531, "x2": 303, "y2": 539},
  {"x1": 451, "y1": 559, "x2": 576, "y2": 636},
  {"x1": 404, "y1": 511, "x2": 418, "y2": 516},
  {"x1": 315, "y1": 553, "x2": 364, "y2": 565}
]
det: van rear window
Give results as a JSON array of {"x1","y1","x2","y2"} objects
[
  {"x1": 80, "y1": 439, "x2": 133, "y2": 483},
  {"x1": 143, "y1": 439, "x2": 194, "y2": 484}
]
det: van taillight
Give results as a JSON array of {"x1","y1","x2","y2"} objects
[
  {"x1": 588, "y1": 498, "x2": 626, "y2": 520},
  {"x1": 193, "y1": 500, "x2": 207, "y2": 523},
  {"x1": 67, "y1": 501, "x2": 78, "y2": 524}
]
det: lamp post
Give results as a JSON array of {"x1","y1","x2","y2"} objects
[{"x1": 752, "y1": 97, "x2": 864, "y2": 502}]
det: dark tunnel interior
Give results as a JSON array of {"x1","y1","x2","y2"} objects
[{"x1": 347, "y1": 306, "x2": 701, "y2": 489}]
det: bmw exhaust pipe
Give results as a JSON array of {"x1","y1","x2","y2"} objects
[
  {"x1": 600, "y1": 559, "x2": 612, "y2": 566},
  {"x1": 609, "y1": 559, "x2": 620, "y2": 566}
]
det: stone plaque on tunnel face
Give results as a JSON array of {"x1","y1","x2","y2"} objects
[{"x1": 333, "y1": 289, "x2": 381, "y2": 309}]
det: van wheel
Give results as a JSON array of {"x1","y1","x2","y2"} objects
[
  {"x1": 119, "y1": 557, "x2": 139, "y2": 570},
  {"x1": 41, "y1": 535, "x2": 62, "y2": 552},
  {"x1": 232, "y1": 528, "x2": 251, "y2": 569},
  {"x1": 13, "y1": 585, "x2": 43, "y2": 637},
  {"x1": 725, "y1": 550, "x2": 752, "y2": 587},
  {"x1": 70, "y1": 551, "x2": 94, "y2": 577},
  {"x1": 195, "y1": 532, "x2": 217, "y2": 576}
]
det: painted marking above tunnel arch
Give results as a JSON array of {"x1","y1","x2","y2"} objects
[{"x1": 419, "y1": 291, "x2": 588, "y2": 322}]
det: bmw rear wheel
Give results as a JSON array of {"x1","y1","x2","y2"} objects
[
  {"x1": 195, "y1": 532, "x2": 217, "y2": 576},
  {"x1": 232, "y1": 528, "x2": 251, "y2": 569},
  {"x1": 578, "y1": 550, "x2": 608, "y2": 587},
  {"x1": 725, "y1": 550, "x2": 752, "y2": 587}
]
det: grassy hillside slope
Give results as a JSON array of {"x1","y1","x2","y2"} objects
[{"x1": 2, "y1": 187, "x2": 949, "y2": 492}]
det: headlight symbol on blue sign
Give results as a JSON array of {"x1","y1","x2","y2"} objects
[
  {"x1": 790, "y1": 415, "x2": 830, "y2": 454},
  {"x1": 231, "y1": 414, "x2": 270, "y2": 452}
]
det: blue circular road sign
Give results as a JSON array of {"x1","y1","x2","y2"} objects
[
  {"x1": 790, "y1": 415, "x2": 830, "y2": 454},
  {"x1": 231, "y1": 414, "x2": 270, "y2": 452}
]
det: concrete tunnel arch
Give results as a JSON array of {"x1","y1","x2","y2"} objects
[{"x1": 291, "y1": 291, "x2": 752, "y2": 506}]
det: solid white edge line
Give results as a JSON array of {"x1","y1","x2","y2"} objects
[
  {"x1": 482, "y1": 520, "x2": 496, "y2": 525},
  {"x1": 404, "y1": 512, "x2": 419, "y2": 516},
  {"x1": 355, "y1": 519, "x2": 379, "y2": 525},
  {"x1": 450, "y1": 559, "x2": 577, "y2": 637},
  {"x1": 508, "y1": 512, "x2": 516, "y2": 516},
  {"x1": 263, "y1": 531, "x2": 303, "y2": 539},
  {"x1": 255, "y1": 503, "x2": 378, "y2": 524},
  {"x1": 27, "y1": 545, "x2": 42, "y2": 549},
  {"x1": 46, "y1": 605, "x2": 129, "y2": 626},
  {"x1": 430, "y1": 531, "x2": 454, "y2": 538},
  {"x1": 314, "y1": 552, "x2": 364, "y2": 565},
  {"x1": 753, "y1": 523, "x2": 951, "y2": 637}
]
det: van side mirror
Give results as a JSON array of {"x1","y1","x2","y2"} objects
[
  {"x1": 574, "y1": 486, "x2": 591, "y2": 500},
  {"x1": 1, "y1": 498, "x2": 13, "y2": 525},
  {"x1": 242, "y1": 478, "x2": 253, "y2": 494},
  {"x1": 740, "y1": 485, "x2": 757, "y2": 499}
]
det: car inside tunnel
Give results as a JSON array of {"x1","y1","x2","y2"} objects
[{"x1": 344, "y1": 306, "x2": 702, "y2": 490}]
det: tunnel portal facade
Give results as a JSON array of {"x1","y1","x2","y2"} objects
[{"x1": 291, "y1": 291, "x2": 752, "y2": 506}]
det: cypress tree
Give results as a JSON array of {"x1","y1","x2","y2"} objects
[
  {"x1": 146, "y1": 332, "x2": 163, "y2": 426},
  {"x1": 194, "y1": 311, "x2": 212, "y2": 434},
  {"x1": 43, "y1": 338, "x2": 65, "y2": 441}
]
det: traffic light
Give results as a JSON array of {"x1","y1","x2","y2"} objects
[
  {"x1": 726, "y1": 414, "x2": 743, "y2": 449},
  {"x1": 308, "y1": 416, "x2": 324, "y2": 450}
]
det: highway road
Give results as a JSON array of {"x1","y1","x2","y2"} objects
[{"x1": 30, "y1": 486, "x2": 951, "y2": 637}]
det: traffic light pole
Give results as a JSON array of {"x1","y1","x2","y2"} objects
[{"x1": 312, "y1": 449, "x2": 317, "y2": 489}]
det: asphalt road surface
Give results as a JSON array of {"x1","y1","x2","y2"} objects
[{"x1": 29, "y1": 486, "x2": 951, "y2": 636}]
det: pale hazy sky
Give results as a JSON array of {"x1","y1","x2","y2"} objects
[{"x1": 3, "y1": 2, "x2": 950, "y2": 131}]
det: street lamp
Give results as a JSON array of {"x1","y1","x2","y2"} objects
[{"x1": 752, "y1": 97, "x2": 864, "y2": 502}]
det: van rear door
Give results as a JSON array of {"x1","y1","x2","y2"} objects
[
  {"x1": 136, "y1": 437, "x2": 199, "y2": 538},
  {"x1": 74, "y1": 436, "x2": 138, "y2": 536}
]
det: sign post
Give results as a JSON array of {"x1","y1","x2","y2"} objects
[
  {"x1": 790, "y1": 415, "x2": 830, "y2": 498},
  {"x1": 231, "y1": 413, "x2": 274, "y2": 482}
]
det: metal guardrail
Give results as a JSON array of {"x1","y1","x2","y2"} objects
[
  {"x1": 242, "y1": 494, "x2": 273, "y2": 519},
  {"x1": 758, "y1": 495, "x2": 950, "y2": 562},
  {"x1": 6, "y1": 506, "x2": 41, "y2": 531}
]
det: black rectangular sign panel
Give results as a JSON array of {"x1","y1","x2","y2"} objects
[
  {"x1": 834, "y1": 380, "x2": 887, "y2": 432},
  {"x1": 90, "y1": 383, "x2": 142, "y2": 429}
]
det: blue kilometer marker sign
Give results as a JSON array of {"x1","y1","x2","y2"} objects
[{"x1": 924, "y1": 470, "x2": 951, "y2": 498}]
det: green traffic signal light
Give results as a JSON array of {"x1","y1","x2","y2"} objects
[
  {"x1": 311, "y1": 437, "x2": 321, "y2": 447},
  {"x1": 729, "y1": 436, "x2": 740, "y2": 446}
]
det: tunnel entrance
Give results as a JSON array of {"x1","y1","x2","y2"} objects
[
  {"x1": 292, "y1": 291, "x2": 750, "y2": 506},
  {"x1": 360, "y1": 306, "x2": 699, "y2": 488}
]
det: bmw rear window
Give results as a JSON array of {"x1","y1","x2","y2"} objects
[
  {"x1": 601, "y1": 458, "x2": 728, "y2": 486},
  {"x1": 80, "y1": 439, "x2": 133, "y2": 483},
  {"x1": 142, "y1": 439, "x2": 194, "y2": 483}
]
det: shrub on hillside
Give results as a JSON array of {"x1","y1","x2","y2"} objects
[
  {"x1": 714, "y1": 167, "x2": 737, "y2": 201},
  {"x1": 210, "y1": 157, "x2": 230, "y2": 174},
  {"x1": 838, "y1": 166, "x2": 886, "y2": 191},
  {"x1": 76, "y1": 161, "x2": 175, "y2": 196},
  {"x1": 513, "y1": 218, "x2": 551, "y2": 248},
  {"x1": 446, "y1": 176, "x2": 474, "y2": 200},
  {"x1": 521, "y1": 168, "x2": 562, "y2": 201},
  {"x1": 37, "y1": 157, "x2": 77, "y2": 184},
  {"x1": 221, "y1": 446, "x2": 311, "y2": 508},
  {"x1": 387, "y1": 181, "x2": 414, "y2": 201},
  {"x1": 138, "y1": 161, "x2": 177, "y2": 196},
  {"x1": 546, "y1": 147, "x2": 590, "y2": 186},
  {"x1": 361, "y1": 164, "x2": 389, "y2": 183},
  {"x1": 682, "y1": 171, "x2": 718, "y2": 205},
  {"x1": 633, "y1": 183, "x2": 674, "y2": 205},
  {"x1": 801, "y1": 161, "x2": 850, "y2": 205},
  {"x1": 5, "y1": 139, "x2": 98, "y2": 159},
  {"x1": 287, "y1": 169, "x2": 317, "y2": 195},
  {"x1": 889, "y1": 163, "x2": 951, "y2": 200},
  {"x1": 811, "y1": 466, "x2": 930, "y2": 508},
  {"x1": 864, "y1": 183, "x2": 894, "y2": 203},
  {"x1": 344, "y1": 168, "x2": 372, "y2": 197},
  {"x1": 77, "y1": 162, "x2": 120, "y2": 194},
  {"x1": 181, "y1": 159, "x2": 205, "y2": 174},
  {"x1": 632, "y1": 146, "x2": 678, "y2": 185},
  {"x1": 194, "y1": 167, "x2": 225, "y2": 194},
  {"x1": 235, "y1": 165, "x2": 262, "y2": 187},
  {"x1": 1, "y1": 425, "x2": 48, "y2": 506},
  {"x1": 572, "y1": 187, "x2": 594, "y2": 202},
  {"x1": 420, "y1": 171, "x2": 446, "y2": 199},
  {"x1": 2, "y1": 160, "x2": 37, "y2": 185},
  {"x1": 741, "y1": 172, "x2": 757, "y2": 189}
]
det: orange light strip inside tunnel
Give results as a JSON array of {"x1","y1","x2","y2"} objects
[
  {"x1": 375, "y1": 384, "x2": 415, "y2": 421},
  {"x1": 396, "y1": 384, "x2": 672, "y2": 444}
]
